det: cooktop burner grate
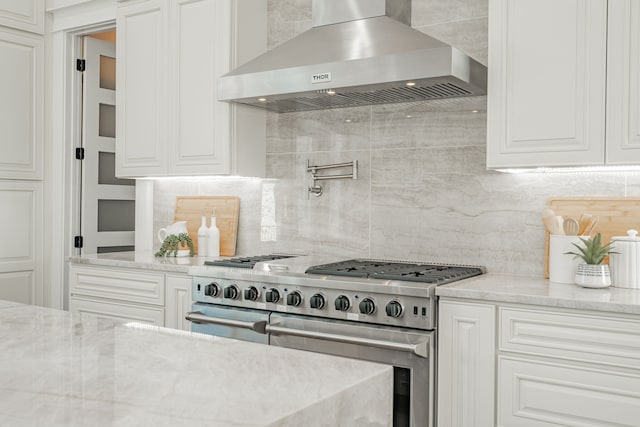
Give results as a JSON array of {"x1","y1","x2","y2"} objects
[
  {"x1": 204, "y1": 254, "x2": 295, "y2": 269},
  {"x1": 305, "y1": 259, "x2": 484, "y2": 284}
]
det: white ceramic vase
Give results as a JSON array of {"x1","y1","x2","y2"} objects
[{"x1": 574, "y1": 264, "x2": 611, "y2": 288}]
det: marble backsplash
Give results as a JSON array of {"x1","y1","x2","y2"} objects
[{"x1": 153, "y1": 0, "x2": 640, "y2": 276}]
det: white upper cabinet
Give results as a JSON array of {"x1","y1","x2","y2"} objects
[
  {"x1": 168, "y1": 0, "x2": 231, "y2": 175},
  {"x1": 486, "y1": 0, "x2": 640, "y2": 169},
  {"x1": 606, "y1": 1, "x2": 640, "y2": 164},
  {"x1": 0, "y1": 27, "x2": 44, "y2": 180},
  {"x1": 116, "y1": 0, "x2": 168, "y2": 177},
  {"x1": 0, "y1": 0, "x2": 44, "y2": 34},
  {"x1": 116, "y1": 0, "x2": 266, "y2": 178}
]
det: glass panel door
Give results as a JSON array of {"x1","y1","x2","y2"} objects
[{"x1": 81, "y1": 33, "x2": 135, "y2": 254}]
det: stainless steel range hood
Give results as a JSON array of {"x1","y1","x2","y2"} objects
[{"x1": 218, "y1": 0, "x2": 487, "y2": 113}]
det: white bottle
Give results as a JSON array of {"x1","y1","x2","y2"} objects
[
  {"x1": 207, "y1": 209, "x2": 220, "y2": 257},
  {"x1": 197, "y1": 212, "x2": 208, "y2": 257}
]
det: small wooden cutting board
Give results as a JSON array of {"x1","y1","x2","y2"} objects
[
  {"x1": 544, "y1": 197, "x2": 640, "y2": 277},
  {"x1": 174, "y1": 196, "x2": 240, "y2": 256}
]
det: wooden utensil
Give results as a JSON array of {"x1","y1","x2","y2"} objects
[
  {"x1": 583, "y1": 216, "x2": 600, "y2": 236},
  {"x1": 556, "y1": 216, "x2": 565, "y2": 235},
  {"x1": 577, "y1": 213, "x2": 592, "y2": 236},
  {"x1": 542, "y1": 208, "x2": 559, "y2": 234},
  {"x1": 563, "y1": 217, "x2": 579, "y2": 235}
]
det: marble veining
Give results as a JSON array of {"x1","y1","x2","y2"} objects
[
  {"x1": 0, "y1": 304, "x2": 392, "y2": 426},
  {"x1": 437, "y1": 274, "x2": 640, "y2": 315}
]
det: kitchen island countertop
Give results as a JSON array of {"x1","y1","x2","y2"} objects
[
  {"x1": 437, "y1": 273, "x2": 640, "y2": 315},
  {"x1": 0, "y1": 302, "x2": 392, "y2": 426}
]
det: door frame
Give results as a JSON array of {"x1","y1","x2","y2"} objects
[{"x1": 47, "y1": 1, "x2": 154, "y2": 310}]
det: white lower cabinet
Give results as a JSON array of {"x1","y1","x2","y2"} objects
[
  {"x1": 499, "y1": 356, "x2": 640, "y2": 427},
  {"x1": 437, "y1": 299, "x2": 640, "y2": 427},
  {"x1": 165, "y1": 274, "x2": 192, "y2": 331},
  {"x1": 68, "y1": 264, "x2": 191, "y2": 329},
  {"x1": 437, "y1": 300, "x2": 496, "y2": 427},
  {"x1": 70, "y1": 296, "x2": 165, "y2": 325}
]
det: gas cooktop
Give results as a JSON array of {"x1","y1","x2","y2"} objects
[
  {"x1": 204, "y1": 254, "x2": 295, "y2": 269},
  {"x1": 305, "y1": 259, "x2": 485, "y2": 284}
]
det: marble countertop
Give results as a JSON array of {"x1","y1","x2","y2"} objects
[
  {"x1": 67, "y1": 251, "x2": 211, "y2": 273},
  {"x1": 437, "y1": 273, "x2": 640, "y2": 315},
  {"x1": 0, "y1": 303, "x2": 392, "y2": 426}
]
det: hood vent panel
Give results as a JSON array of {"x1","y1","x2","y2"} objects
[
  {"x1": 233, "y1": 81, "x2": 475, "y2": 113},
  {"x1": 219, "y1": 0, "x2": 487, "y2": 113}
]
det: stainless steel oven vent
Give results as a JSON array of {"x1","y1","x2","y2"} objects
[{"x1": 218, "y1": 0, "x2": 487, "y2": 113}]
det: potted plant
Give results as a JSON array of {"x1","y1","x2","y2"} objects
[
  {"x1": 565, "y1": 233, "x2": 616, "y2": 288},
  {"x1": 155, "y1": 233, "x2": 195, "y2": 257}
]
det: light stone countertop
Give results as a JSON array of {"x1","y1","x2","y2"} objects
[
  {"x1": 67, "y1": 251, "x2": 213, "y2": 273},
  {"x1": 437, "y1": 273, "x2": 640, "y2": 315},
  {"x1": 0, "y1": 300, "x2": 21, "y2": 309},
  {"x1": 0, "y1": 303, "x2": 392, "y2": 427},
  {"x1": 68, "y1": 253, "x2": 640, "y2": 315}
]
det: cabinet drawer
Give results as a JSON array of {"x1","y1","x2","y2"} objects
[
  {"x1": 498, "y1": 356, "x2": 640, "y2": 427},
  {"x1": 69, "y1": 265, "x2": 164, "y2": 306},
  {"x1": 500, "y1": 307, "x2": 640, "y2": 369},
  {"x1": 70, "y1": 296, "x2": 164, "y2": 326}
]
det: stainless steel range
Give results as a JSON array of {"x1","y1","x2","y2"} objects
[{"x1": 188, "y1": 255, "x2": 485, "y2": 427}]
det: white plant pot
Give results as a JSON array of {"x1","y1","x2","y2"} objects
[{"x1": 574, "y1": 264, "x2": 611, "y2": 288}]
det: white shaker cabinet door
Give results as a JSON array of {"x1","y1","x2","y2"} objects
[
  {"x1": 116, "y1": 0, "x2": 168, "y2": 177},
  {"x1": 0, "y1": 0, "x2": 44, "y2": 34},
  {"x1": 168, "y1": 0, "x2": 231, "y2": 175},
  {"x1": 606, "y1": 0, "x2": 640, "y2": 164},
  {"x1": 0, "y1": 27, "x2": 43, "y2": 180},
  {"x1": 165, "y1": 274, "x2": 192, "y2": 331},
  {"x1": 487, "y1": 0, "x2": 608, "y2": 168},
  {"x1": 498, "y1": 356, "x2": 640, "y2": 427},
  {"x1": 0, "y1": 181, "x2": 43, "y2": 305},
  {"x1": 70, "y1": 296, "x2": 165, "y2": 326},
  {"x1": 437, "y1": 300, "x2": 496, "y2": 427}
]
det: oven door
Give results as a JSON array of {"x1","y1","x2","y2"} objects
[
  {"x1": 187, "y1": 303, "x2": 269, "y2": 344},
  {"x1": 269, "y1": 313, "x2": 434, "y2": 427}
]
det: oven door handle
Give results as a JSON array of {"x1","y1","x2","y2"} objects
[
  {"x1": 186, "y1": 311, "x2": 268, "y2": 334},
  {"x1": 267, "y1": 324, "x2": 429, "y2": 359}
]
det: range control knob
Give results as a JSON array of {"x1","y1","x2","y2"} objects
[
  {"x1": 223, "y1": 285, "x2": 239, "y2": 300},
  {"x1": 286, "y1": 291, "x2": 302, "y2": 307},
  {"x1": 385, "y1": 301, "x2": 403, "y2": 318},
  {"x1": 309, "y1": 293, "x2": 326, "y2": 310},
  {"x1": 265, "y1": 288, "x2": 280, "y2": 303},
  {"x1": 359, "y1": 298, "x2": 376, "y2": 315},
  {"x1": 334, "y1": 295, "x2": 350, "y2": 311},
  {"x1": 204, "y1": 282, "x2": 220, "y2": 297},
  {"x1": 244, "y1": 286, "x2": 259, "y2": 301}
]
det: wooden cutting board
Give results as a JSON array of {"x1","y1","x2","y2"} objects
[
  {"x1": 174, "y1": 196, "x2": 240, "y2": 256},
  {"x1": 544, "y1": 197, "x2": 640, "y2": 277}
]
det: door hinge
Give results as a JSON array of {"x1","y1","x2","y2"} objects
[
  {"x1": 75, "y1": 147, "x2": 85, "y2": 160},
  {"x1": 76, "y1": 59, "x2": 86, "y2": 72},
  {"x1": 74, "y1": 236, "x2": 83, "y2": 248}
]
